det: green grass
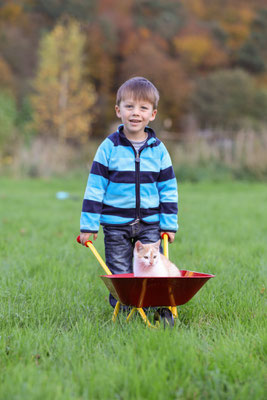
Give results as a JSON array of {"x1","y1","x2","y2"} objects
[{"x1": 0, "y1": 177, "x2": 266, "y2": 399}]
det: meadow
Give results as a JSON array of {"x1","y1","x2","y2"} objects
[{"x1": 0, "y1": 176, "x2": 266, "y2": 399}]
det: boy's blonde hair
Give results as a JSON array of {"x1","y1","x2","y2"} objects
[{"x1": 116, "y1": 77, "x2": 159, "y2": 109}]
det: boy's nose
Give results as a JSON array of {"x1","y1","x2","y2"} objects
[{"x1": 132, "y1": 107, "x2": 140, "y2": 115}]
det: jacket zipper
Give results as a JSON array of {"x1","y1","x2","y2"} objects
[
  {"x1": 120, "y1": 131, "x2": 151, "y2": 222},
  {"x1": 128, "y1": 142, "x2": 146, "y2": 222},
  {"x1": 135, "y1": 150, "x2": 141, "y2": 220},
  {"x1": 135, "y1": 143, "x2": 149, "y2": 220}
]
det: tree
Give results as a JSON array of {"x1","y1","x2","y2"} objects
[
  {"x1": 191, "y1": 69, "x2": 267, "y2": 129},
  {"x1": 174, "y1": 33, "x2": 227, "y2": 71},
  {"x1": 83, "y1": 19, "x2": 118, "y2": 136},
  {"x1": 133, "y1": 0, "x2": 185, "y2": 40},
  {"x1": 235, "y1": 8, "x2": 267, "y2": 73},
  {"x1": 0, "y1": 1, "x2": 40, "y2": 99},
  {"x1": 0, "y1": 91, "x2": 17, "y2": 150},
  {"x1": 0, "y1": 56, "x2": 15, "y2": 93},
  {"x1": 236, "y1": 40, "x2": 265, "y2": 73},
  {"x1": 120, "y1": 41, "x2": 191, "y2": 129},
  {"x1": 31, "y1": 19, "x2": 96, "y2": 143},
  {"x1": 32, "y1": 0, "x2": 97, "y2": 21}
]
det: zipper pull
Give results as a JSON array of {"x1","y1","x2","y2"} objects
[{"x1": 135, "y1": 152, "x2": 140, "y2": 162}]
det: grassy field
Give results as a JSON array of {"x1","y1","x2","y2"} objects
[{"x1": 0, "y1": 177, "x2": 266, "y2": 399}]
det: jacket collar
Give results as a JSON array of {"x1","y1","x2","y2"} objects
[{"x1": 117, "y1": 124, "x2": 157, "y2": 146}]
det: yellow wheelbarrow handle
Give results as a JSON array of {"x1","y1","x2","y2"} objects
[
  {"x1": 76, "y1": 235, "x2": 112, "y2": 275},
  {"x1": 161, "y1": 232, "x2": 169, "y2": 258},
  {"x1": 161, "y1": 232, "x2": 178, "y2": 319}
]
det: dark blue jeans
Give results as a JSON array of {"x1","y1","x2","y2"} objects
[{"x1": 103, "y1": 221, "x2": 162, "y2": 308}]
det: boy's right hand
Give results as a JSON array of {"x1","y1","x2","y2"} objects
[{"x1": 79, "y1": 232, "x2": 98, "y2": 245}]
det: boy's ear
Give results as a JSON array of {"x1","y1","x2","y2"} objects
[
  {"x1": 149, "y1": 109, "x2": 157, "y2": 122},
  {"x1": 115, "y1": 105, "x2": 121, "y2": 118}
]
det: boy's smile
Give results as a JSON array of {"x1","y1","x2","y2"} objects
[{"x1": 115, "y1": 98, "x2": 157, "y2": 141}]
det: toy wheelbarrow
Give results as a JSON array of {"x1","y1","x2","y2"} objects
[{"x1": 76, "y1": 233, "x2": 214, "y2": 328}]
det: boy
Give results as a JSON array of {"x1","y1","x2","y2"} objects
[{"x1": 79, "y1": 77, "x2": 178, "y2": 307}]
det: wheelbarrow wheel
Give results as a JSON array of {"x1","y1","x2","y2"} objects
[{"x1": 153, "y1": 308, "x2": 174, "y2": 328}]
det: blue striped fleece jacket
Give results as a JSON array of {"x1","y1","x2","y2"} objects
[{"x1": 80, "y1": 125, "x2": 178, "y2": 233}]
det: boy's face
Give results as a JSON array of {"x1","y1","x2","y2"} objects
[{"x1": 115, "y1": 97, "x2": 157, "y2": 139}]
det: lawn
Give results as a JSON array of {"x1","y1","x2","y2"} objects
[{"x1": 0, "y1": 177, "x2": 266, "y2": 399}]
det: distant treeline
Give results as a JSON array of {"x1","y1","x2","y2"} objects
[{"x1": 0, "y1": 0, "x2": 267, "y2": 149}]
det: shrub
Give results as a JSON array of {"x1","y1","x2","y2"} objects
[
  {"x1": 0, "y1": 91, "x2": 17, "y2": 150},
  {"x1": 191, "y1": 69, "x2": 267, "y2": 129}
]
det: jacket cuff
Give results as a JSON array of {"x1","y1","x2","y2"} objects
[
  {"x1": 80, "y1": 229, "x2": 98, "y2": 233},
  {"x1": 160, "y1": 229, "x2": 177, "y2": 233}
]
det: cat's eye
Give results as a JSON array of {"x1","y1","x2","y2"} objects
[
  {"x1": 144, "y1": 256, "x2": 149, "y2": 259},
  {"x1": 153, "y1": 255, "x2": 157, "y2": 258}
]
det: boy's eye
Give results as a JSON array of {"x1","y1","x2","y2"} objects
[
  {"x1": 126, "y1": 105, "x2": 133, "y2": 108},
  {"x1": 141, "y1": 106, "x2": 148, "y2": 110}
]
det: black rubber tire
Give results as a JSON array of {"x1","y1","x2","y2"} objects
[{"x1": 154, "y1": 308, "x2": 174, "y2": 328}]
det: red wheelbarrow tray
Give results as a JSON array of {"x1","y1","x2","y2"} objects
[{"x1": 101, "y1": 270, "x2": 215, "y2": 308}]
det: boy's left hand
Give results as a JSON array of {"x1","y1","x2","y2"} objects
[{"x1": 162, "y1": 232, "x2": 175, "y2": 243}]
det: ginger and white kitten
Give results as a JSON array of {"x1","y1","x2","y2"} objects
[{"x1": 133, "y1": 240, "x2": 181, "y2": 277}]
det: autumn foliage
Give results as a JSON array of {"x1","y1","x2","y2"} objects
[
  {"x1": 0, "y1": 0, "x2": 267, "y2": 143},
  {"x1": 31, "y1": 19, "x2": 96, "y2": 144}
]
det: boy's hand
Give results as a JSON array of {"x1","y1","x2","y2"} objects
[
  {"x1": 162, "y1": 232, "x2": 175, "y2": 243},
  {"x1": 79, "y1": 232, "x2": 98, "y2": 245}
]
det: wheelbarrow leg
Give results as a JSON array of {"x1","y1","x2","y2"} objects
[
  {"x1": 171, "y1": 306, "x2": 178, "y2": 319},
  {"x1": 112, "y1": 301, "x2": 121, "y2": 322},
  {"x1": 126, "y1": 307, "x2": 137, "y2": 321},
  {"x1": 137, "y1": 308, "x2": 157, "y2": 329}
]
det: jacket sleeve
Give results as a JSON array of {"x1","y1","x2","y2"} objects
[
  {"x1": 157, "y1": 143, "x2": 178, "y2": 232},
  {"x1": 80, "y1": 138, "x2": 112, "y2": 233}
]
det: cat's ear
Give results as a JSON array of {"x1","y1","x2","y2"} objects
[
  {"x1": 135, "y1": 241, "x2": 143, "y2": 251},
  {"x1": 153, "y1": 240, "x2": 161, "y2": 249}
]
